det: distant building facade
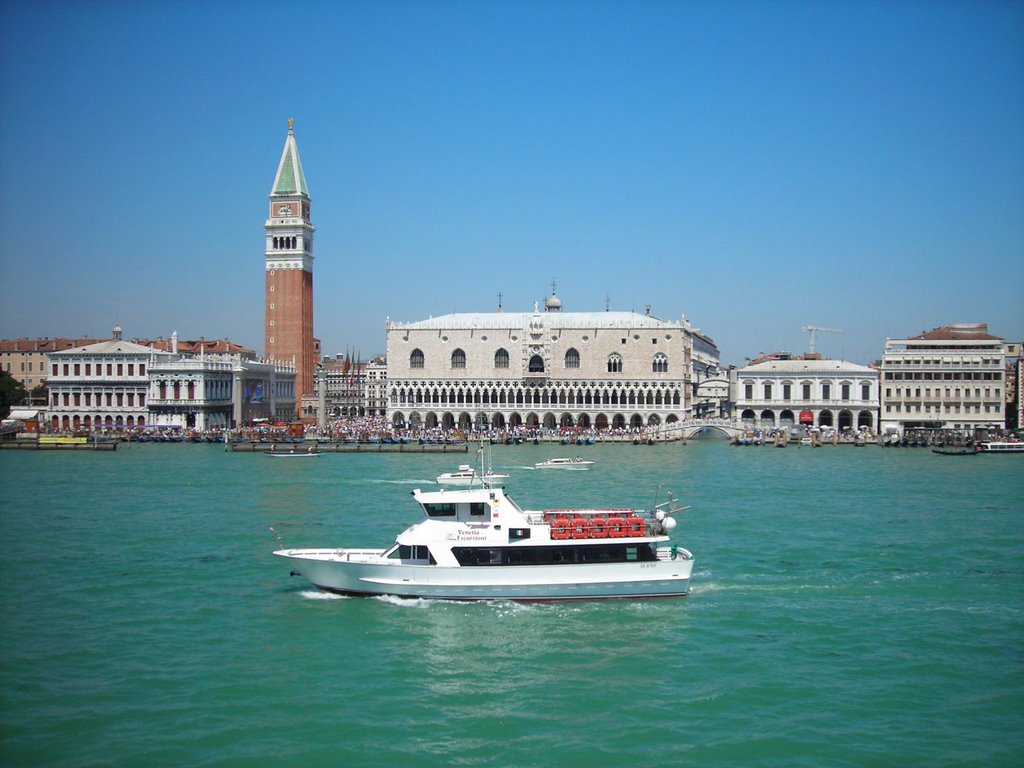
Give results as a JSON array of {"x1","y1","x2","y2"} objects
[
  {"x1": 735, "y1": 353, "x2": 879, "y2": 431},
  {"x1": 265, "y1": 119, "x2": 317, "y2": 412},
  {"x1": 385, "y1": 294, "x2": 693, "y2": 432},
  {"x1": 1, "y1": 337, "x2": 103, "y2": 396},
  {"x1": 879, "y1": 323, "x2": 1007, "y2": 435}
]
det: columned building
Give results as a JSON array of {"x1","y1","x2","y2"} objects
[
  {"x1": 735, "y1": 353, "x2": 879, "y2": 432},
  {"x1": 879, "y1": 323, "x2": 1006, "y2": 435},
  {"x1": 385, "y1": 295, "x2": 692, "y2": 433},
  {"x1": 265, "y1": 118, "x2": 316, "y2": 413}
]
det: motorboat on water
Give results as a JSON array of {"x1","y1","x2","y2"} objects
[
  {"x1": 273, "y1": 485, "x2": 694, "y2": 601},
  {"x1": 535, "y1": 456, "x2": 594, "y2": 470},
  {"x1": 436, "y1": 464, "x2": 510, "y2": 486}
]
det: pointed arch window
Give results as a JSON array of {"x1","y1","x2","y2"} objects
[
  {"x1": 652, "y1": 353, "x2": 668, "y2": 373},
  {"x1": 607, "y1": 353, "x2": 623, "y2": 373},
  {"x1": 528, "y1": 355, "x2": 545, "y2": 373},
  {"x1": 410, "y1": 349, "x2": 424, "y2": 369},
  {"x1": 451, "y1": 349, "x2": 466, "y2": 369},
  {"x1": 565, "y1": 348, "x2": 580, "y2": 369},
  {"x1": 494, "y1": 348, "x2": 510, "y2": 369}
]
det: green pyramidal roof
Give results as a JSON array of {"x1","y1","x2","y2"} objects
[{"x1": 271, "y1": 123, "x2": 309, "y2": 197}]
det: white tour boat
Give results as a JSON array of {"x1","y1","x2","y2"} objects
[
  {"x1": 976, "y1": 441, "x2": 1024, "y2": 453},
  {"x1": 535, "y1": 456, "x2": 594, "y2": 470},
  {"x1": 436, "y1": 464, "x2": 510, "y2": 486},
  {"x1": 273, "y1": 485, "x2": 694, "y2": 601}
]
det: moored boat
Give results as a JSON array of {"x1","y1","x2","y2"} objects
[
  {"x1": 535, "y1": 456, "x2": 594, "y2": 470},
  {"x1": 273, "y1": 485, "x2": 694, "y2": 601},
  {"x1": 265, "y1": 445, "x2": 320, "y2": 457}
]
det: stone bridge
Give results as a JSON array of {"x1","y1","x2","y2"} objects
[{"x1": 654, "y1": 420, "x2": 744, "y2": 441}]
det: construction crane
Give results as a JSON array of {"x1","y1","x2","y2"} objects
[{"x1": 802, "y1": 325, "x2": 843, "y2": 354}]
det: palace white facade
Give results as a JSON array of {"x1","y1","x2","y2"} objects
[
  {"x1": 879, "y1": 323, "x2": 1006, "y2": 435},
  {"x1": 735, "y1": 354, "x2": 879, "y2": 432},
  {"x1": 46, "y1": 328, "x2": 172, "y2": 432},
  {"x1": 385, "y1": 297, "x2": 692, "y2": 432}
]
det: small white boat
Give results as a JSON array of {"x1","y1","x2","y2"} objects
[
  {"x1": 274, "y1": 485, "x2": 694, "y2": 601},
  {"x1": 436, "y1": 464, "x2": 509, "y2": 486},
  {"x1": 535, "y1": 456, "x2": 594, "y2": 470}
]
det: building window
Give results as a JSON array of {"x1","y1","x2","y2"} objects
[
  {"x1": 783, "y1": 384, "x2": 791, "y2": 401},
  {"x1": 822, "y1": 384, "x2": 831, "y2": 400},
  {"x1": 652, "y1": 353, "x2": 668, "y2": 373},
  {"x1": 494, "y1": 348, "x2": 509, "y2": 369},
  {"x1": 862, "y1": 384, "x2": 870, "y2": 400},
  {"x1": 802, "y1": 383, "x2": 811, "y2": 400},
  {"x1": 529, "y1": 355, "x2": 544, "y2": 373},
  {"x1": 841, "y1": 383, "x2": 850, "y2": 401},
  {"x1": 607, "y1": 354, "x2": 623, "y2": 374},
  {"x1": 745, "y1": 383, "x2": 753, "y2": 400},
  {"x1": 410, "y1": 349, "x2": 424, "y2": 369},
  {"x1": 565, "y1": 348, "x2": 580, "y2": 369},
  {"x1": 451, "y1": 349, "x2": 466, "y2": 369},
  {"x1": 763, "y1": 384, "x2": 772, "y2": 400}
]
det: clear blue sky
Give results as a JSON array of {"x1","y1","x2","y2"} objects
[{"x1": 1, "y1": 0, "x2": 1022, "y2": 366}]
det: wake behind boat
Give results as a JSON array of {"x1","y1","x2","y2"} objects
[
  {"x1": 273, "y1": 485, "x2": 694, "y2": 601},
  {"x1": 535, "y1": 456, "x2": 594, "y2": 470}
]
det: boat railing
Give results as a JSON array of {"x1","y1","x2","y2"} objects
[{"x1": 657, "y1": 546, "x2": 693, "y2": 562}]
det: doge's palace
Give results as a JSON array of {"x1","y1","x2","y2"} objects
[{"x1": 385, "y1": 293, "x2": 692, "y2": 433}]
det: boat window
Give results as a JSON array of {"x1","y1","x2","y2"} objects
[
  {"x1": 469, "y1": 502, "x2": 488, "y2": 517},
  {"x1": 388, "y1": 545, "x2": 412, "y2": 560},
  {"x1": 386, "y1": 544, "x2": 433, "y2": 562},
  {"x1": 424, "y1": 502, "x2": 457, "y2": 517},
  {"x1": 450, "y1": 543, "x2": 657, "y2": 567}
]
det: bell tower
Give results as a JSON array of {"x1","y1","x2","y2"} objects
[{"x1": 265, "y1": 118, "x2": 315, "y2": 412}]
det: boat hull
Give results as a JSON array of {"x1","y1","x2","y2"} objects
[{"x1": 274, "y1": 548, "x2": 693, "y2": 601}]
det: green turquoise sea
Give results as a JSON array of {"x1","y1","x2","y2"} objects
[{"x1": 1, "y1": 439, "x2": 1022, "y2": 767}]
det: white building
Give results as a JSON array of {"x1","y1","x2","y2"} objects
[
  {"x1": 148, "y1": 353, "x2": 297, "y2": 430},
  {"x1": 880, "y1": 323, "x2": 1006, "y2": 435},
  {"x1": 735, "y1": 354, "x2": 879, "y2": 432},
  {"x1": 364, "y1": 355, "x2": 388, "y2": 417},
  {"x1": 46, "y1": 327, "x2": 172, "y2": 432},
  {"x1": 385, "y1": 294, "x2": 692, "y2": 433}
]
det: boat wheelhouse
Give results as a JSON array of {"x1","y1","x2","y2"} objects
[{"x1": 273, "y1": 485, "x2": 693, "y2": 601}]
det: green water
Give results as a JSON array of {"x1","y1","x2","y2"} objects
[{"x1": 1, "y1": 441, "x2": 1022, "y2": 767}]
